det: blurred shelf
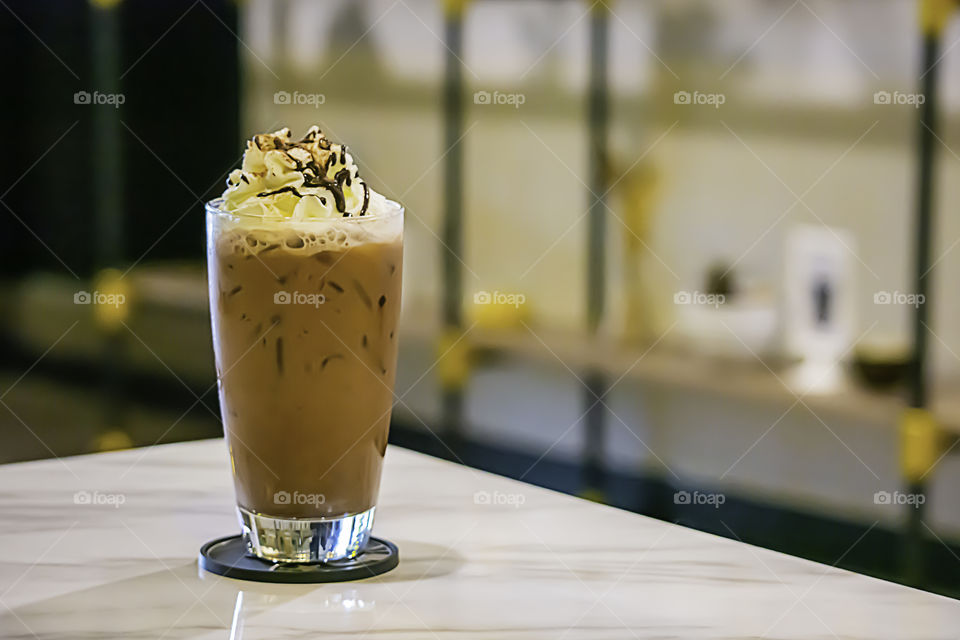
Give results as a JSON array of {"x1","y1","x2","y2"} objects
[
  {"x1": 5, "y1": 271, "x2": 960, "y2": 437},
  {"x1": 402, "y1": 310, "x2": 960, "y2": 437},
  {"x1": 2, "y1": 268, "x2": 214, "y2": 388}
]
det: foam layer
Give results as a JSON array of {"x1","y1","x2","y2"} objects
[{"x1": 213, "y1": 196, "x2": 402, "y2": 257}]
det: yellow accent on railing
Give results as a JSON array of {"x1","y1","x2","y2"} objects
[
  {"x1": 920, "y1": 0, "x2": 956, "y2": 36},
  {"x1": 579, "y1": 488, "x2": 607, "y2": 504},
  {"x1": 614, "y1": 158, "x2": 659, "y2": 344},
  {"x1": 90, "y1": 0, "x2": 123, "y2": 9},
  {"x1": 442, "y1": 0, "x2": 470, "y2": 17},
  {"x1": 94, "y1": 430, "x2": 133, "y2": 452},
  {"x1": 91, "y1": 268, "x2": 132, "y2": 332},
  {"x1": 470, "y1": 295, "x2": 530, "y2": 331},
  {"x1": 589, "y1": 0, "x2": 614, "y2": 13},
  {"x1": 437, "y1": 327, "x2": 472, "y2": 390},
  {"x1": 900, "y1": 408, "x2": 942, "y2": 482}
]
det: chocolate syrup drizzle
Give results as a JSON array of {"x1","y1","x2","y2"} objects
[
  {"x1": 245, "y1": 128, "x2": 371, "y2": 216},
  {"x1": 257, "y1": 186, "x2": 302, "y2": 198}
]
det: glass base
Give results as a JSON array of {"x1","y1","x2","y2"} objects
[{"x1": 238, "y1": 506, "x2": 375, "y2": 563}]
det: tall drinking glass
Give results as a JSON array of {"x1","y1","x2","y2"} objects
[{"x1": 206, "y1": 197, "x2": 403, "y2": 563}]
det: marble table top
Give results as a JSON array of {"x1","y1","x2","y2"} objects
[{"x1": 0, "y1": 439, "x2": 957, "y2": 639}]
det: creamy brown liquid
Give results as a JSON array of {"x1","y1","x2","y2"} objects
[{"x1": 209, "y1": 226, "x2": 402, "y2": 518}]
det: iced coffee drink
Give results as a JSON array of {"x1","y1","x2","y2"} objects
[{"x1": 206, "y1": 126, "x2": 403, "y2": 562}]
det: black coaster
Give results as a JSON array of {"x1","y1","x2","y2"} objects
[{"x1": 199, "y1": 535, "x2": 399, "y2": 583}]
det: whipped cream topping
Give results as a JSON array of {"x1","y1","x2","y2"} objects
[{"x1": 222, "y1": 126, "x2": 384, "y2": 219}]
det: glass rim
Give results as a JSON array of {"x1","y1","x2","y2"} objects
[{"x1": 205, "y1": 197, "x2": 403, "y2": 224}]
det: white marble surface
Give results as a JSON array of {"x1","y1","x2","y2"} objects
[{"x1": 0, "y1": 439, "x2": 957, "y2": 638}]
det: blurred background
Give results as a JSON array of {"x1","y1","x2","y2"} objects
[{"x1": 3, "y1": 0, "x2": 960, "y2": 597}]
